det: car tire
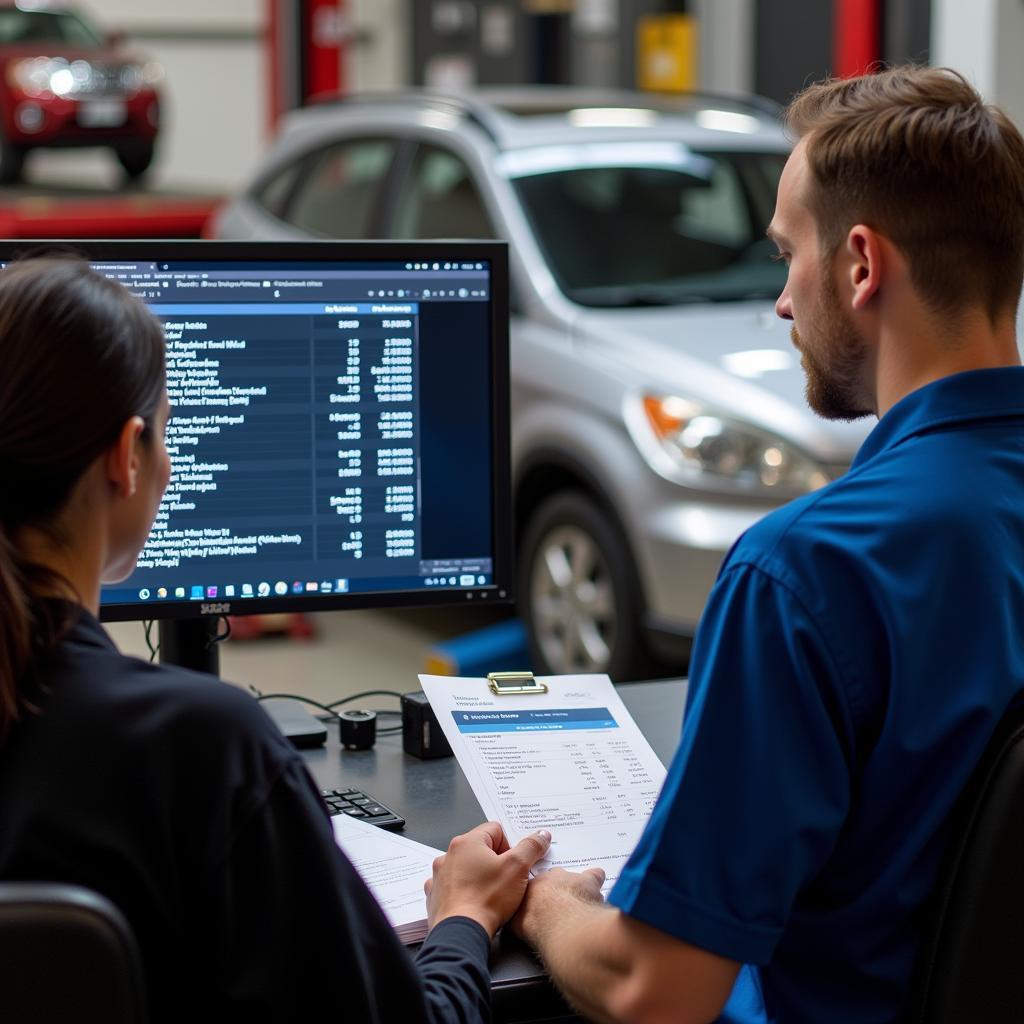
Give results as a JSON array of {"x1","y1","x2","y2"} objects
[
  {"x1": 0, "y1": 136, "x2": 25, "y2": 184},
  {"x1": 519, "y1": 490, "x2": 654, "y2": 681},
  {"x1": 115, "y1": 141, "x2": 155, "y2": 181}
]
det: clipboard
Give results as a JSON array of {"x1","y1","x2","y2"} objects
[{"x1": 487, "y1": 671, "x2": 548, "y2": 696}]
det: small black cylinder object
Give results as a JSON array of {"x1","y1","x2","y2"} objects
[
  {"x1": 401, "y1": 690, "x2": 453, "y2": 759},
  {"x1": 338, "y1": 709, "x2": 377, "y2": 750}
]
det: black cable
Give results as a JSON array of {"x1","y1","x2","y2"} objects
[
  {"x1": 212, "y1": 615, "x2": 232, "y2": 644},
  {"x1": 249, "y1": 690, "x2": 340, "y2": 720},
  {"x1": 143, "y1": 620, "x2": 159, "y2": 663},
  {"x1": 327, "y1": 690, "x2": 403, "y2": 708}
]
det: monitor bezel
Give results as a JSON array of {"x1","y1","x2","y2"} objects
[{"x1": 0, "y1": 239, "x2": 512, "y2": 622}]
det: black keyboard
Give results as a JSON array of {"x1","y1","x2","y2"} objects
[{"x1": 321, "y1": 787, "x2": 405, "y2": 830}]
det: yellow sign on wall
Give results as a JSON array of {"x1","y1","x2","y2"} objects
[{"x1": 637, "y1": 13, "x2": 697, "y2": 93}]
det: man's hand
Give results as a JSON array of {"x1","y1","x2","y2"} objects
[
  {"x1": 512, "y1": 865, "x2": 606, "y2": 947},
  {"x1": 425, "y1": 822, "x2": 552, "y2": 937}
]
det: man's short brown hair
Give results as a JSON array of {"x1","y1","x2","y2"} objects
[{"x1": 785, "y1": 65, "x2": 1024, "y2": 322}]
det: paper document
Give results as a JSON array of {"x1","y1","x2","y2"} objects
[
  {"x1": 332, "y1": 813, "x2": 440, "y2": 944},
  {"x1": 418, "y1": 674, "x2": 667, "y2": 893}
]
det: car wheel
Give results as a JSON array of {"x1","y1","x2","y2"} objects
[
  {"x1": 0, "y1": 136, "x2": 25, "y2": 184},
  {"x1": 116, "y1": 141, "x2": 155, "y2": 181},
  {"x1": 519, "y1": 491, "x2": 652, "y2": 681}
]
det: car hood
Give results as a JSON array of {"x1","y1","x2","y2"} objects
[
  {"x1": 0, "y1": 44, "x2": 132, "y2": 64},
  {"x1": 574, "y1": 302, "x2": 875, "y2": 463}
]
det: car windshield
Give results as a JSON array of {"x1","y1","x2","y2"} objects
[
  {"x1": 511, "y1": 150, "x2": 787, "y2": 307},
  {"x1": 0, "y1": 9, "x2": 103, "y2": 47}
]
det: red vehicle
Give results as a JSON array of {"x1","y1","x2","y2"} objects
[{"x1": 0, "y1": 3, "x2": 161, "y2": 182}]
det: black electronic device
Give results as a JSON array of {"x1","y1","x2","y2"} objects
[
  {"x1": 0, "y1": 240, "x2": 512, "y2": 674},
  {"x1": 338, "y1": 709, "x2": 377, "y2": 750},
  {"x1": 320, "y1": 787, "x2": 405, "y2": 830},
  {"x1": 401, "y1": 690, "x2": 453, "y2": 759},
  {"x1": 261, "y1": 697, "x2": 328, "y2": 749}
]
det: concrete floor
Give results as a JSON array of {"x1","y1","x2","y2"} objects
[{"x1": 107, "y1": 605, "x2": 515, "y2": 710}]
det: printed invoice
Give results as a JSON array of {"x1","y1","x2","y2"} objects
[{"x1": 418, "y1": 673, "x2": 668, "y2": 892}]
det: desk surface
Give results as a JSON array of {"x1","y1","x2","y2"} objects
[{"x1": 301, "y1": 678, "x2": 687, "y2": 1023}]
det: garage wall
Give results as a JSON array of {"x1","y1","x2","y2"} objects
[{"x1": 50, "y1": 0, "x2": 268, "y2": 193}]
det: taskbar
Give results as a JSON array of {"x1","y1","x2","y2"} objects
[{"x1": 102, "y1": 570, "x2": 493, "y2": 607}]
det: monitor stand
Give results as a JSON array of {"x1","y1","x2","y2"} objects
[
  {"x1": 157, "y1": 617, "x2": 327, "y2": 747},
  {"x1": 159, "y1": 617, "x2": 220, "y2": 676}
]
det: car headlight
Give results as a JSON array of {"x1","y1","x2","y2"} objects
[
  {"x1": 7, "y1": 57, "x2": 56, "y2": 97},
  {"x1": 635, "y1": 393, "x2": 832, "y2": 493},
  {"x1": 7, "y1": 57, "x2": 96, "y2": 98}
]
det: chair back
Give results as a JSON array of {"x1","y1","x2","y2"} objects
[
  {"x1": 0, "y1": 882, "x2": 148, "y2": 1023},
  {"x1": 904, "y1": 707, "x2": 1024, "y2": 1022}
]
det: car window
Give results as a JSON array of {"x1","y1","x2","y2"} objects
[
  {"x1": 512, "y1": 152, "x2": 786, "y2": 307},
  {"x1": 252, "y1": 161, "x2": 305, "y2": 221},
  {"x1": 0, "y1": 9, "x2": 102, "y2": 46},
  {"x1": 285, "y1": 139, "x2": 395, "y2": 238},
  {"x1": 392, "y1": 146, "x2": 494, "y2": 239}
]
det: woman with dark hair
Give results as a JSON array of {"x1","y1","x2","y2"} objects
[{"x1": 0, "y1": 258, "x2": 550, "y2": 1022}]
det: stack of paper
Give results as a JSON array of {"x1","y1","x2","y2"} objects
[{"x1": 332, "y1": 813, "x2": 441, "y2": 944}]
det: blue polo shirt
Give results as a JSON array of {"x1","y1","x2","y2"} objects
[{"x1": 609, "y1": 367, "x2": 1024, "y2": 1023}]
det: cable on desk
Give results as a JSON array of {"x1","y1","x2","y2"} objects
[{"x1": 247, "y1": 687, "x2": 404, "y2": 733}]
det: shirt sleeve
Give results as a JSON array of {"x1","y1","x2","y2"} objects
[
  {"x1": 195, "y1": 756, "x2": 492, "y2": 1022},
  {"x1": 608, "y1": 561, "x2": 857, "y2": 965}
]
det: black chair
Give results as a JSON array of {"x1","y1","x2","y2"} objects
[
  {"x1": 0, "y1": 882, "x2": 148, "y2": 1023},
  {"x1": 904, "y1": 707, "x2": 1024, "y2": 1022}
]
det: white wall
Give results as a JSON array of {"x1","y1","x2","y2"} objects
[
  {"x1": 932, "y1": 0, "x2": 1024, "y2": 130},
  {"x1": 32, "y1": 0, "x2": 268, "y2": 192}
]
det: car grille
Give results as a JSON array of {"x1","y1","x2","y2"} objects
[{"x1": 75, "y1": 64, "x2": 135, "y2": 98}]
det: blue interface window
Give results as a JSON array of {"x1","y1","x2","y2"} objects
[{"x1": 97, "y1": 258, "x2": 496, "y2": 609}]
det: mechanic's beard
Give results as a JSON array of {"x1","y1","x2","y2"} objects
[{"x1": 792, "y1": 283, "x2": 873, "y2": 421}]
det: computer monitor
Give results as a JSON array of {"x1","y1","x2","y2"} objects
[{"x1": 0, "y1": 240, "x2": 511, "y2": 672}]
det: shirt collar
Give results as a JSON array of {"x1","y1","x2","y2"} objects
[
  {"x1": 852, "y1": 366, "x2": 1024, "y2": 470},
  {"x1": 60, "y1": 603, "x2": 117, "y2": 653}
]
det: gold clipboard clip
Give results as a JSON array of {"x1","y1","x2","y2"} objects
[{"x1": 487, "y1": 671, "x2": 548, "y2": 696}]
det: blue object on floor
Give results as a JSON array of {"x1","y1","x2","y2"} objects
[{"x1": 425, "y1": 618, "x2": 531, "y2": 676}]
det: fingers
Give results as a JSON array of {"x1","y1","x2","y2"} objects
[
  {"x1": 507, "y1": 828, "x2": 552, "y2": 868},
  {"x1": 583, "y1": 866, "x2": 606, "y2": 888},
  {"x1": 450, "y1": 821, "x2": 505, "y2": 852}
]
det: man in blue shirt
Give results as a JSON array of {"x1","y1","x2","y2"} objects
[{"x1": 511, "y1": 66, "x2": 1024, "y2": 1023}]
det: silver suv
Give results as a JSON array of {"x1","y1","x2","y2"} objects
[{"x1": 212, "y1": 88, "x2": 869, "y2": 679}]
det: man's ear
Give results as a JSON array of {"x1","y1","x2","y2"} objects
[
  {"x1": 845, "y1": 224, "x2": 882, "y2": 311},
  {"x1": 105, "y1": 416, "x2": 146, "y2": 499}
]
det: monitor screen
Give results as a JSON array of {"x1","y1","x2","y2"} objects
[{"x1": 0, "y1": 240, "x2": 511, "y2": 621}]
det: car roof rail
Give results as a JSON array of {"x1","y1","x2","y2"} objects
[
  {"x1": 303, "y1": 90, "x2": 504, "y2": 144},
  {"x1": 300, "y1": 87, "x2": 782, "y2": 141}
]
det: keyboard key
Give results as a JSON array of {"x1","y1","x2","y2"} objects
[{"x1": 324, "y1": 787, "x2": 405, "y2": 830}]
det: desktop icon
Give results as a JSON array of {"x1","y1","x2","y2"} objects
[
  {"x1": 319, "y1": 580, "x2": 333, "y2": 593},
  {"x1": 305, "y1": 581, "x2": 319, "y2": 592},
  {"x1": 241, "y1": 583, "x2": 254, "y2": 597},
  {"x1": 138, "y1": 588, "x2": 151, "y2": 600},
  {"x1": 459, "y1": 574, "x2": 475, "y2": 586},
  {"x1": 190, "y1": 585, "x2": 204, "y2": 600},
  {"x1": 292, "y1": 581, "x2": 303, "y2": 594},
  {"x1": 448, "y1": 577, "x2": 457, "y2": 586},
  {"x1": 224, "y1": 584, "x2": 236, "y2": 597},
  {"x1": 157, "y1": 587, "x2": 168, "y2": 599},
  {"x1": 175, "y1": 587, "x2": 186, "y2": 598},
  {"x1": 477, "y1": 575, "x2": 486, "y2": 585},
  {"x1": 335, "y1": 578, "x2": 349, "y2": 593},
  {"x1": 206, "y1": 586, "x2": 218, "y2": 599},
  {"x1": 258, "y1": 582, "x2": 271, "y2": 597},
  {"x1": 274, "y1": 581, "x2": 288, "y2": 595}
]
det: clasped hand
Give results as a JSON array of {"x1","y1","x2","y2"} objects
[{"x1": 425, "y1": 822, "x2": 605, "y2": 940}]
